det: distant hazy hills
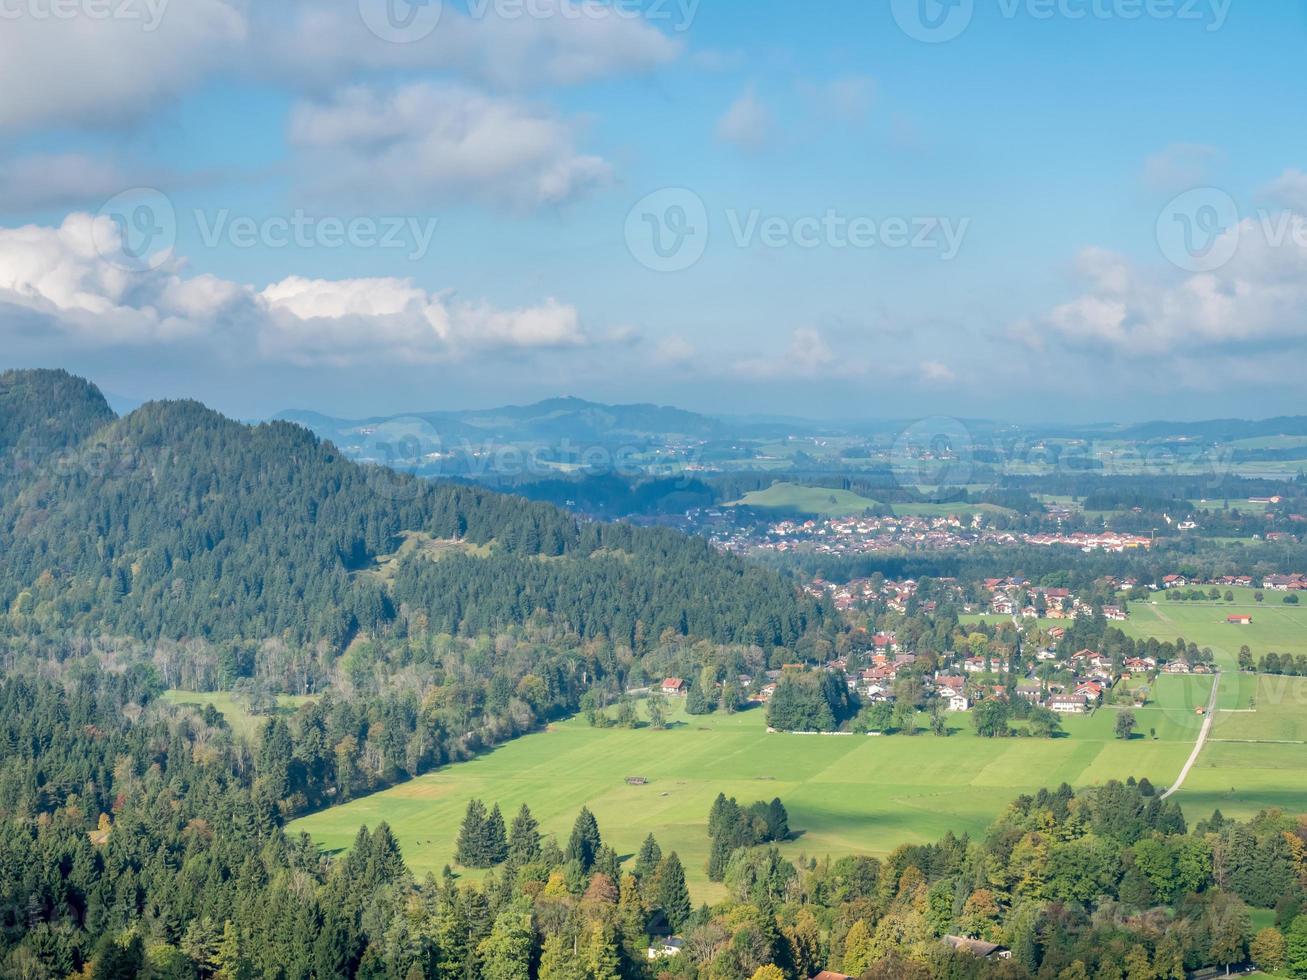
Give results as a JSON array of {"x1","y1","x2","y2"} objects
[
  {"x1": 276, "y1": 396, "x2": 735, "y2": 455},
  {"x1": 276, "y1": 396, "x2": 1307, "y2": 455}
]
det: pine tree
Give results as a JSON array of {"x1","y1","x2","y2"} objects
[
  {"x1": 685, "y1": 680, "x2": 715, "y2": 715},
  {"x1": 485, "y1": 803, "x2": 508, "y2": 865},
  {"x1": 507, "y1": 804, "x2": 541, "y2": 867},
  {"x1": 456, "y1": 799, "x2": 490, "y2": 868},
  {"x1": 214, "y1": 922, "x2": 254, "y2": 980},
  {"x1": 594, "y1": 844, "x2": 621, "y2": 883},
  {"x1": 566, "y1": 807, "x2": 602, "y2": 872},
  {"x1": 634, "y1": 834, "x2": 662, "y2": 879},
  {"x1": 765, "y1": 798, "x2": 789, "y2": 841},
  {"x1": 652, "y1": 853, "x2": 692, "y2": 931}
]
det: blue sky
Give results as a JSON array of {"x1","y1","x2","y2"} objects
[{"x1": 1, "y1": 0, "x2": 1305, "y2": 422}]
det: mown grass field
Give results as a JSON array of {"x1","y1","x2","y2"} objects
[
  {"x1": 1174, "y1": 675, "x2": 1307, "y2": 822},
  {"x1": 161, "y1": 690, "x2": 317, "y2": 741},
  {"x1": 965, "y1": 595, "x2": 1307, "y2": 819},
  {"x1": 727, "y1": 482, "x2": 1010, "y2": 520},
  {"x1": 728, "y1": 482, "x2": 882, "y2": 517},
  {"x1": 289, "y1": 695, "x2": 1201, "y2": 901},
  {"x1": 1122, "y1": 594, "x2": 1306, "y2": 713}
]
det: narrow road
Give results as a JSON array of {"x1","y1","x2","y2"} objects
[{"x1": 1162, "y1": 672, "x2": 1221, "y2": 801}]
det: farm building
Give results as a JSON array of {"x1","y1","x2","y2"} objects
[
  {"x1": 944, "y1": 936, "x2": 1013, "y2": 960},
  {"x1": 1049, "y1": 695, "x2": 1088, "y2": 714}
]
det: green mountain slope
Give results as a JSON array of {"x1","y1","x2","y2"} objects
[{"x1": 0, "y1": 370, "x2": 821, "y2": 653}]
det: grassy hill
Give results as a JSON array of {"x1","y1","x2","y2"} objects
[{"x1": 729, "y1": 482, "x2": 883, "y2": 517}]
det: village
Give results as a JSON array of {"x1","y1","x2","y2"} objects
[{"x1": 694, "y1": 511, "x2": 1157, "y2": 558}]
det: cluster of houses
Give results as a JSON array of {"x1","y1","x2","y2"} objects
[
  {"x1": 731, "y1": 514, "x2": 1157, "y2": 560},
  {"x1": 984, "y1": 578, "x2": 1128, "y2": 621},
  {"x1": 802, "y1": 576, "x2": 962, "y2": 613},
  {"x1": 1022, "y1": 531, "x2": 1153, "y2": 553},
  {"x1": 1160, "y1": 572, "x2": 1307, "y2": 591}
]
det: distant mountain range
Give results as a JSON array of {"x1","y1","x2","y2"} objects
[
  {"x1": 278, "y1": 397, "x2": 1307, "y2": 454},
  {"x1": 276, "y1": 397, "x2": 737, "y2": 458}
]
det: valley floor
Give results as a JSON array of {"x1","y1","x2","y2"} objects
[{"x1": 287, "y1": 684, "x2": 1209, "y2": 902}]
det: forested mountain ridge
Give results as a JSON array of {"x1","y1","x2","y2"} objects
[
  {"x1": 0, "y1": 369, "x2": 824, "y2": 660},
  {"x1": 0, "y1": 368, "x2": 115, "y2": 455}
]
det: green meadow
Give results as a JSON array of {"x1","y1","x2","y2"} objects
[
  {"x1": 288, "y1": 697, "x2": 1200, "y2": 901},
  {"x1": 269, "y1": 592, "x2": 1307, "y2": 895},
  {"x1": 1173, "y1": 675, "x2": 1307, "y2": 822},
  {"x1": 161, "y1": 690, "x2": 317, "y2": 741},
  {"x1": 727, "y1": 481, "x2": 1010, "y2": 519},
  {"x1": 728, "y1": 482, "x2": 882, "y2": 517}
]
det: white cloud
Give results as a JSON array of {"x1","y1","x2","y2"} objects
[
  {"x1": 715, "y1": 85, "x2": 773, "y2": 152},
  {"x1": 265, "y1": 0, "x2": 681, "y2": 90},
  {"x1": 733, "y1": 327, "x2": 856, "y2": 380},
  {"x1": 288, "y1": 83, "x2": 612, "y2": 208},
  {"x1": 0, "y1": 0, "x2": 680, "y2": 134},
  {"x1": 1012, "y1": 217, "x2": 1307, "y2": 356},
  {"x1": 0, "y1": 213, "x2": 590, "y2": 365},
  {"x1": 0, "y1": 0, "x2": 247, "y2": 132},
  {"x1": 0, "y1": 214, "x2": 245, "y2": 344},
  {"x1": 1264, "y1": 169, "x2": 1307, "y2": 212}
]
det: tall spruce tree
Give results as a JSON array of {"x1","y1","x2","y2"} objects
[
  {"x1": 455, "y1": 799, "x2": 490, "y2": 867},
  {"x1": 566, "y1": 807, "x2": 603, "y2": 872},
  {"x1": 485, "y1": 803, "x2": 508, "y2": 865},
  {"x1": 653, "y1": 853, "x2": 692, "y2": 932},
  {"x1": 634, "y1": 834, "x2": 663, "y2": 879},
  {"x1": 507, "y1": 804, "x2": 541, "y2": 867}
]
